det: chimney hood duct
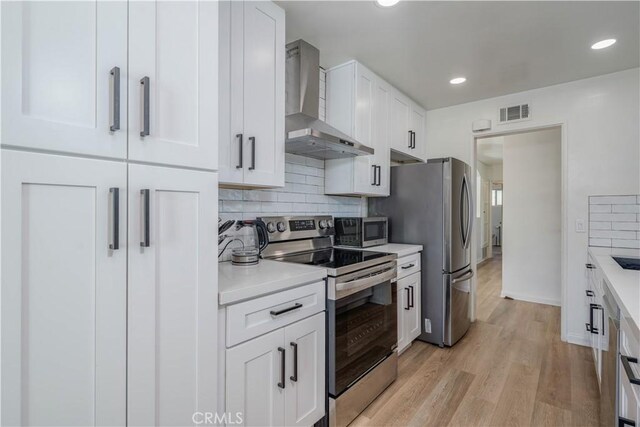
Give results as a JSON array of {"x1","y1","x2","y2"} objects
[{"x1": 285, "y1": 40, "x2": 374, "y2": 160}]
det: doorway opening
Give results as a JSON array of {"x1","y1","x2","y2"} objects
[{"x1": 475, "y1": 126, "x2": 562, "y2": 320}]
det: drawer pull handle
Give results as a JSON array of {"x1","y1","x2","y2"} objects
[
  {"x1": 586, "y1": 263, "x2": 595, "y2": 269},
  {"x1": 621, "y1": 355, "x2": 640, "y2": 386},
  {"x1": 619, "y1": 417, "x2": 636, "y2": 427},
  {"x1": 401, "y1": 263, "x2": 415, "y2": 270},
  {"x1": 278, "y1": 347, "x2": 285, "y2": 389},
  {"x1": 585, "y1": 323, "x2": 592, "y2": 333},
  {"x1": 586, "y1": 290, "x2": 595, "y2": 297},
  {"x1": 270, "y1": 303, "x2": 302, "y2": 317}
]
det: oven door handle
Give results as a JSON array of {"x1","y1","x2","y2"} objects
[{"x1": 335, "y1": 266, "x2": 397, "y2": 295}]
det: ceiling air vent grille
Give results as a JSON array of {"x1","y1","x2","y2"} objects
[{"x1": 498, "y1": 103, "x2": 530, "y2": 124}]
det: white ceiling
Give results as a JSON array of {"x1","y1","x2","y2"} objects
[
  {"x1": 277, "y1": 1, "x2": 640, "y2": 109},
  {"x1": 477, "y1": 136, "x2": 503, "y2": 165}
]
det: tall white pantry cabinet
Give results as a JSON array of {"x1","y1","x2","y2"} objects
[{"x1": 1, "y1": 1, "x2": 220, "y2": 426}]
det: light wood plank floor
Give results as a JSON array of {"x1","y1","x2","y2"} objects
[{"x1": 351, "y1": 254, "x2": 599, "y2": 427}]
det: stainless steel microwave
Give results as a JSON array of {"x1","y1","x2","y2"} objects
[{"x1": 334, "y1": 217, "x2": 388, "y2": 248}]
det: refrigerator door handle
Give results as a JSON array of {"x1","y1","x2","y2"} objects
[
  {"x1": 465, "y1": 173, "x2": 474, "y2": 249},
  {"x1": 460, "y1": 175, "x2": 468, "y2": 248}
]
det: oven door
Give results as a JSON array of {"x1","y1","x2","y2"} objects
[
  {"x1": 328, "y1": 279, "x2": 397, "y2": 398},
  {"x1": 361, "y1": 218, "x2": 388, "y2": 247}
]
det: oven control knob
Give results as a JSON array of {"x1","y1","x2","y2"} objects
[
  {"x1": 319, "y1": 219, "x2": 328, "y2": 229},
  {"x1": 327, "y1": 220, "x2": 334, "y2": 229},
  {"x1": 277, "y1": 221, "x2": 287, "y2": 232},
  {"x1": 267, "y1": 222, "x2": 276, "y2": 233}
]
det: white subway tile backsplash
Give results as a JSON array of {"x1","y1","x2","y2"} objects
[
  {"x1": 612, "y1": 222, "x2": 640, "y2": 231},
  {"x1": 219, "y1": 153, "x2": 365, "y2": 220},
  {"x1": 613, "y1": 204, "x2": 640, "y2": 213},
  {"x1": 590, "y1": 195, "x2": 637, "y2": 205},
  {"x1": 589, "y1": 205, "x2": 611, "y2": 213},
  {"x1": 589, "y1": 194, "x2": 640, "y2": 249},
  {"x1": 590, "y1": 213, "x2": 637, "y2": 222}
]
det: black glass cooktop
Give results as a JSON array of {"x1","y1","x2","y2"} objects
[
  {"x1": 276, "y1": 248, "x2": 388, "y2": 270},
  {"x1": 613, "y1": 256, "x2": 640, "y2": 271}
]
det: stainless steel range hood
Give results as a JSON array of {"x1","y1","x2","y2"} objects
[{"x1": 285, "y1": 40, "x2": 374, "y2": 160}]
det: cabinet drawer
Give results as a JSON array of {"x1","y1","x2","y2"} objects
[
  {"x1": 396, "y1": 252, "x2": 421, "y2": 280},
  {"x1": 226, "y1": 281, "x2": 325, "y2": 347}
]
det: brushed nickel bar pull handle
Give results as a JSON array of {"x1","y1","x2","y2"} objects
[
  {"x1": 277, "y1": 347, "x2": 286, "y2": 389},
  {"x1": 109, "y1": 67, "x2": 120, "y2": 131},
  {"x1": 109, "y1": 187, "x2": 120, "y2": 250},
  {"x1": 140, "y1": 189, "x2": 150, "y2": 247},
  {"x1": 236, "y1": 134, "x2": 243, "y2": 169},
  {"x1": 140, "y1": 77, "x2": 150, "y2": 137},
  {"x1": 249, "y1": 137, "x2": 256, "y2": 170}
]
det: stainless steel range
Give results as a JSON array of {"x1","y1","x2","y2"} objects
[{"x1": 259, "y1": 215, "x2": 398, "y2": 427}]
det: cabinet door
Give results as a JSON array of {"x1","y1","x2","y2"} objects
[
  {"x1": 235, "y1": 1, "x2": 285, "y2": 187},
  {"x1": 284, "y1": 313, "x2": 325, "y2": 427},
  {"x1": 405, "y1": 273, "x2": 422, "y2": 342},
  {"x1": 127, "y1": 164, "x2": 218, "y2": 426},
  {"x1": 128, "y1": 1, "x2": 218, "y2": 170},
  {"x1": 226, "y1": 329, "x2": 286, "y2": 427},
  {"x1": 352, "y1": 64, "x2": 376, "y2": 193},
  {"x1": 1, "y1": 1, "x2": 127, "y2": 159},
  {"x1": 411, "y1": 105, "x2": 426, "y2": 160},
  {"x1": 391, "y1": 92, "x2": 411, "y2": 155},
  {"x1": 1, "y1": 149, "x2": 127, "y2": 426},
  {"x1": 397, "y1": 280, "x2": 409, "y2": 353},
  {"x1": 370, "y1": 80, "x2": 391, "y2": 196}
]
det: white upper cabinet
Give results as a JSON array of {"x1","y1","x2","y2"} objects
[
  {"x1": 325, "y1": 61, "x2": 391, "y2": 197},
  {"x1": 128, "y1": 1, "x2": 218, "y2": 170},
  {"x1": 1, "y1": 1, "x2": 127, "y2": 159},
  {"x1": 127, "y1": 164, "x2": 218, "y2": 426},
  {"x1": 2, "y1": 150, "x2": 127, "y2": 426},
  {"x1": 390, "y1": 90, "x2": 426, "y2": 162},
  {"x1": 219, "y1": 0, "x2": 285, "y2": 187}
]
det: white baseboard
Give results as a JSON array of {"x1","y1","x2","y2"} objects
[
  {"x1": 565, "y1": 332, "x2": 590, "y2": 347},
  {"x1": 500, "y1": 291, "x2": 561, "y2": 307}
]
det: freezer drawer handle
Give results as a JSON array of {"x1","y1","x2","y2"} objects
[
  {"x1": 621, "y1": 355, "x2": 640, "y2": 386},
  {"x1": 401, "y1": 263, "x2": 415, "y2": 270},
  {"x1": 452, "y1": 269, "x2": 474, "y2": 285},
  {"x1": 270, "y1": 303, "x2": 302, "y2": 317},
  {"x1": 619, "y1": 417, "x2": 636, "y2": 427}
]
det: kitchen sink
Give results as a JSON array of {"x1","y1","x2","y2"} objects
[{"x1": 613, "y1": 256, "x2": 640, "y2": 271}]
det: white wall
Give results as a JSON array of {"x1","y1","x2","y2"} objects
[
  {"x1": 426, "y1": 68, "x2": 640, "y2": 345},
  {"x1": 502, "y1": 128, "x2": 561, "y2": 305},
  {"x1": 476, "y1": 161, "x2": 492, "y2": 260}
]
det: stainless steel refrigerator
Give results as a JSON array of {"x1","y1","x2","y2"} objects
[{"x1": 369, "y1": 158, "x2": 473, "y2": 347}]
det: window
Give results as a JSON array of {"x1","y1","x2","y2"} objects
[{"x1": 492, "y1": 189, "x2": 503, "y2": 206}]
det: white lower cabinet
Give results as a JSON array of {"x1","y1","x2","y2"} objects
[
  {"x1": 397, "y1": 272, "x2": 421, "y2": 353},
  {"x1": 226, "y1": 312, "x2": 325, "y2": 427},
  {"x1": 1, "y1": 149, "x2": 127, "y2": 426},
  {"x1": 620, "y1": 315, "x2": 640, "y2": 426},
  {"x1": 1, "y1": 150, "x2": 219, "y2": 426},
  {"x1": 127, "y1": 164, "x2": 219, "y2": 426}
]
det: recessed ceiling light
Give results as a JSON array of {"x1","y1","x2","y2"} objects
[
  {"x1": 591, "y1": 39, "x2": 616, "y2": 50},
  {"x1": 375, "y1": 0, "x2": 400, "y2": 7},
  {"x1": 450, "y1": 77, "x2": 467, "y2": 85}
]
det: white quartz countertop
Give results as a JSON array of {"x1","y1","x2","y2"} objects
[
  {"x1": 589, "y1": 247, "x2": 640, "y2": 340},
  {"x1": 363, "y1": 243, "x2": 423, "y2": 257},
  {"x1": 218, "y1": 259, "x2": 327, "y2": 306}
]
